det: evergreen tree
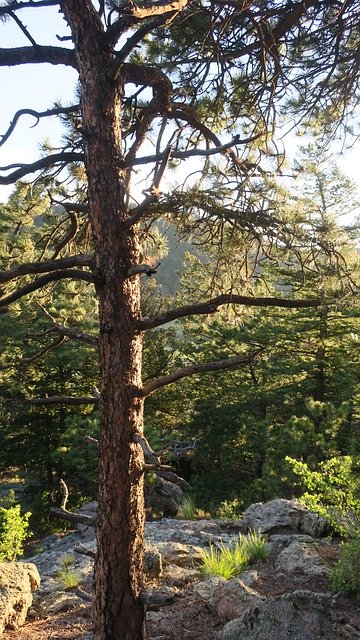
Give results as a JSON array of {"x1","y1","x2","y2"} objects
[{"x1": 1, "y1": 2, "x2": 360, "y2": 638}]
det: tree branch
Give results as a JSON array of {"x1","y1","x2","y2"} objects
[
  {"x1": 1, "y1": 105, "x2": 78, "y2": 148},
  {"x1": 0, "y1": 1, "x2": 59, "y2": 16},
  {"x1": 123, "y1": 134, "x2": 261, "y2": 168},
  {"x1": 36, "y1": 304, "x2": 98, "y2": 346},
  {"x1": 27, "y1": 394, "x2": 99, "y2": 406},
  {"x1": 141, "y1": 351, "x2": 261, "y2": 396},
  {"x1": 127, "y1": 261, "x2": 161, "y2": 277},
  {"x1": 0, "y1": 269, "x2": 94, "y2": 309},
  {"x1": 22, "y1": 335, "x2": 65, "y2": 362},
  {"x1": 0, "y1": 45, "x2": 76, "y2": 68},
  {"x1": 0, "y1": 254, "x2": 92, "y2": 284},
  {"x1": 0, "y1": 152, "x2": 84, "y2": 184},
  {"x1": 140, "y1": 294, "x2": 320, "y2": 330},
  {"x1": 8, "y1": 10, "x2": 38, "y2": 47}
]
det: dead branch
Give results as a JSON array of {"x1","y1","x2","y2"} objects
[
  {"x1": 139, "y1": 293, "x2": 321, "y2": 330},
  {"x1": 74, "y1": 542, "x2": 96, "y2": 559},
  {"x1": 141, "y1": 351, "x2": 261, "y2": 396},
  {"x1": 0, "y1": 269, "x2": 94, "y2": 309},
  {"x1": 133, "y1": 432, "x2": 190, "y2": 490},
  {"x1": 0, "y1": 2, "x2": 59, "y2": 16},
  {"x1": 84, "y1": 435, "x2": 100, "y2": 447},
  {"x1": 139, "y1": 589, "x2": 175, "y2": 608},
  {"x1": 8, "y1": 10, "x2": 38, "y2": 47},
  {"x1": 126, "y1": 0, "x2": 189, "y2": 20},
  {"x1": 51, "y1": 479, "x2": 97, "y2": 526},
  {"x1": 0, "y1": 254, "x2": 92, "y2": 284},
  {"x1": 51, "y1": 506, "x2": 97, "y2": 526},
  {"x1": 123, "y1": 134, "x2": 263, "y2": 168},
  {"x1": 125, "y1": 144, "x2": 173, "y2": 226},
  {"x1": 22, "y1": 335, "x2": 65, "y2": 362}
]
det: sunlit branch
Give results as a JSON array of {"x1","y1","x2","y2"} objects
[
  {"x1": 141, "y1": 351, "x2": 262, "y2": 396},
  {"x1": 0, "y1": 254, "x2": 92, "y2": 284},
  {"x1": 0, "y1": 269, "x2": 94, "y2": 309},
  {"x1": 1, "y1": 105, "x2": 78, "y2": 148},
  {"x1": 0, "y1": 152, "x2": 84, "y2": 184},
  {"x1": 140, "y1": 294, "x2": 321, "y2": 330},
  {"x1": 51, "y1": 479, "x2": 97, "y2": 525},
  {"x1": 107, "y1": 0, "x2": 190, "y2": 45}
]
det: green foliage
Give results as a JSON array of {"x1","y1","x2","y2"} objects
[
  {"x1": 56, "y1": 554, "x2": 81, "y2": 589},
  {"x1": 331, "y1": 539, "x2": 360, "y2": 594},
  {"x1": 0, "y1": 501, "x2": 31, "y2": 561},
  {"x1": 199, "y1": 530, "x2": 268, "y2": 579},
  {"x1": 286, "y1": 456, "x2": 360, "y2": 536},
  {"x1": 215, "y1": 499, "x2": 243, "y2": 521}
]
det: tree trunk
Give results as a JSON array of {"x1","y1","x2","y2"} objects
[{"x1": 60, "y1": 3, "x2": 146, "y2": 638}]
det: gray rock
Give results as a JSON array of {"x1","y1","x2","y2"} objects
[
  {"x1": 194, "y1": 576, "x2": 226, "y2": 601},
  {"x1": 162, "y1": 563, "x2": 199, "y2": 585},
  {"x1": 154, "y1": 541, "x2": 204, "y2": 567},
  {"x1": 217, "y1": 590, "x2": 349, "y2": 640},
  {"x1": 275, "y1": 539, "x2": 331, "y2": 578},
  {"x1": 208, "y1": 578, "x2": 264, "y2": 621},
  {"x1": 242, "y1": 498, "x2": 328, "y2": 537},
  {"x1": 267, "y1": 533, "x2": 315, "y2": 556},
  {"x1": 144, "y1": 548, "x2": 162, "y2": 578},
  {"x1": 145, "y1": 478, "x2": 185, "y2": 518},
  {"x1": 238, "y1": 570, "x2": 259, "y2": 589},
  {"x1": 0, "y1": 562, "x2": 40, "y2": 634}
]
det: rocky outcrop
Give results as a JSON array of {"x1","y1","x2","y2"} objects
[
  {"x1": 0, "y1": 562, "x2": 40, "y2": 635},
  {"x1": 18, "y1": 498, "x2": 358, "y2": 640}
]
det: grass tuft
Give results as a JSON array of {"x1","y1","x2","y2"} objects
[{"x1": 199, "y1": 529, "x2": 267, "y2": 579}]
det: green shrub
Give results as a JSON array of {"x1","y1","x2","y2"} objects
[
  {"x1": 215, "y1": 498, "x2": 243, "y2": 520},
  {"x1": 199, "y1": 530, "x2": 267, "y2": 579},
  {"x1": 0, "y1": 504, "x2": 31, "y2": 561},
  {"x1": 331, "y1": 539, "x2": 360, "y2": 594},
  {"x1": 286, "y1": 455, "x2": 360, "y2": 536}
]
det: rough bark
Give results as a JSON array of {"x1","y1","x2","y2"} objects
[{"x1": 60, "y1": 2, "x2": 145, "y2": 639}]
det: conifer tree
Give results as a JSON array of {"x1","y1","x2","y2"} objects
[{"x1": 1, "y1": 2, "x2": 360, "y2": 638}]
